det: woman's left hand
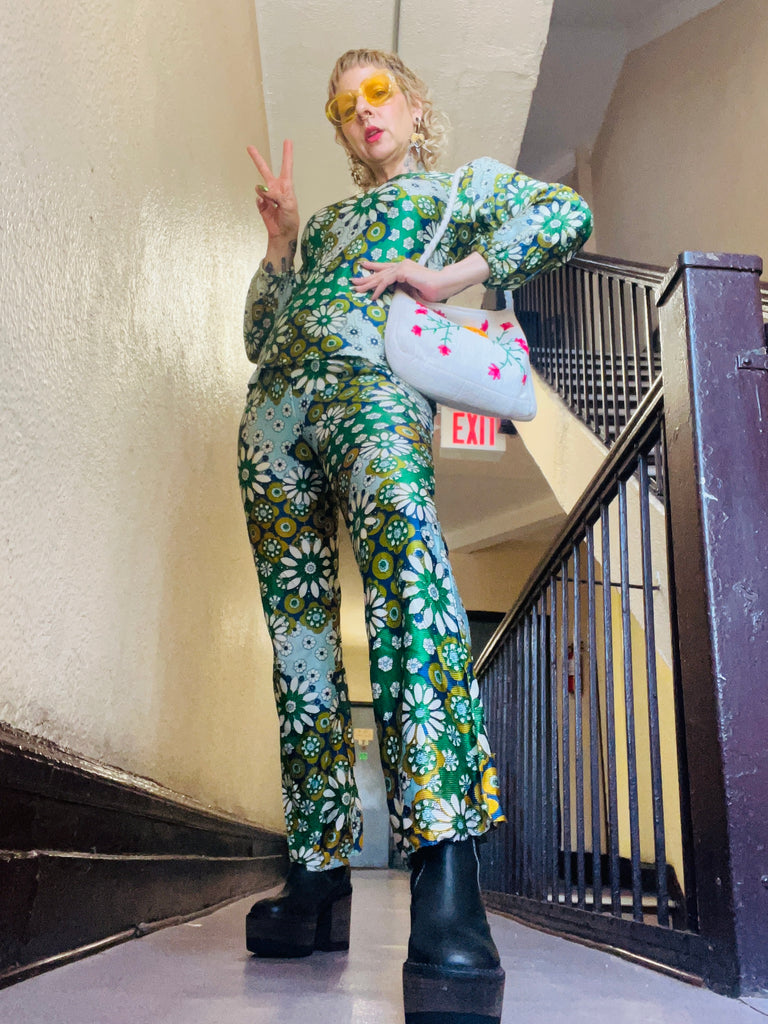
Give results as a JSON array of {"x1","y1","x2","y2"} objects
[{"x1": 352, "y1": 252, "x2": 490, "y2": 303}]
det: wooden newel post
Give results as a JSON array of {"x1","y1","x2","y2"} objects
[{"x1": 657, "y1": 252, "x2": 768, "y2": 995}]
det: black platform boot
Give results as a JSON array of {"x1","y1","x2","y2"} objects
[
  {"x1": 402, "y1": 837, "x2": 505, "y2": 1024},
  {"x1": 245, "y1": 862, "x2": 352, "y2": 957}
]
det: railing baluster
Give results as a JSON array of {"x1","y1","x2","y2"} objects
[
  {"x1": 586, "y1": 522, "x2": 603, "y2": 912},
  {"x1": 578, "y1": 269, "x2": 590, "y2": 426},
  {"x1": 518, "y1": 618, "x2": 528, "y2": 892},
  {"x1": 644, "y1": 285, "x2": 657, "y2": 383},
  {"x1": 639, "y1": 456, "x2": 669, "y2": 926},
  {"x1": 558, "y1": 268, "x2": 571, "y2": 410},
  {"x1": 502, "y1": 639, "x2": 514, "y2": 895},
  {"x1": 618, "y1": 478, "x2": 643, "y2": 921},
  {"x1": 600, "y1": 503, "x2": 622, "y2": 917},
  {"x1": 542, "y1": 274, "x2": 551, "y2": 381},
  {"x1": 605, "y1": 277, "x2": 620, "y2": 442},
  {"x1": 532, "y1": 602, "x2": 544, "y2": 901},
  {"x1": 630, "y1": 282, "x2": 644, "y2": 409},
  {"x1": 539, "y1": 594, "x2": 549, "y2": 899},
  {"x1": 568, "y1": 268, "x2": 584, "y2": 420},
  {"x1": 523, "y1": 612, "x2": 533, "y2": 896},
  {"x1": 596, "y1": 276, "x2": 609, "y2": 443},
  {"x1": 548, "y1": 274, "x2": 561, "y2": 397},
  {"x1": 573, "y1": 543, "x2": 587, "y2": 908},
  {"x1": 549, "y1": 574, "x2": 560, "y2": 906},
  {"x1": 560, "y1": 557, "x2": 572, "y2": 906},
  {"x1": 589, "y1": 270, "x2": 602, "y2": 434},
  {"x1": 616, "y1": 280, "x2": 631, "y2": 425}
]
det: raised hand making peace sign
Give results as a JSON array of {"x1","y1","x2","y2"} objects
[{"x1": 247, "y1": 139, "x2": 300, "y2": 273}]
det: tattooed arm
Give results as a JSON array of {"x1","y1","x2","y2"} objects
[{"x1": 247, "y1": 140, "x2": 300, "y2": 272}]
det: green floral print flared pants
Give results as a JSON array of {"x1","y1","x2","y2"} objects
[{"x1": 238, "y1": 357, "x2": 505, "y2": 870}]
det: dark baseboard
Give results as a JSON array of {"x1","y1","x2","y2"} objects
[{"x1": 0, "y1": 723, "x2": 288, "y2": 983}]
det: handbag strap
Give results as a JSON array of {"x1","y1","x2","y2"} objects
[{"x1": 417, "y1": 166, "x2": 464, "y2": 267}]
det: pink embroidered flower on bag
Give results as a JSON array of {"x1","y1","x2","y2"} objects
[
  {"x1": 481, "y1": 319, "x2": 489, "y2": 332},
  {"x1": 488, "y1": 365, "x2": 501, "y2": 380},
  {"x1": 438, "y1": 345, "x2": 451, "y2": 356},
  {"x1": 522, "y1": 374, "x2": 528, "y2": 384},
  {"x1": 411, "y1": 325, "x2": 422, "y2": 336},
  {"x1": 501, "y1": 322, "x2": 513, "y2": 330},
  {"x1": 435, "y1": 310, "x2": 447, "y2": 318},
  {"x1": 518, "y1": 337, "x2": 530, "y2": 353},
  {"x1": 415, "y1": 307, "x2": 428, "y2": 315}
]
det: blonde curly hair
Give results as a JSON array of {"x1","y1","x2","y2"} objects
[{"x1": 327, "y1": 49, "x2": 449, "y2": 190}]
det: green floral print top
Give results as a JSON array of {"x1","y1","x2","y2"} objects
[{"x1": 243, "y1": 157, "x2": 592, "y2": 381}]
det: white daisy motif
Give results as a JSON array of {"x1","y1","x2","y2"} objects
[
  {"x1": 347, "y1": 489, "x2": 380, "y2": 543},
  {"x1": 278, "y1": 677, "x2": 321, "y2": 737},
  {"x1": 384, "y1": 480, "x2": 437, "y2": 524},
  {"x1": 425, "y1": 794, "x2": 482, "y2": 841},
  {"x1": 364, "y1": 585, "x2": 388, "y2": 635},
  {"x1": 238, "y1": 444, "x2": 272, "y2": 504},
  {"x1": 357, "y1": 430, "x2": 411, "y2": 464},
  {"x1": 278, "y1": 534, "x2": 332, "y2": 599},
  {"x1": 283, "y1": 465, "x2": 322, "y2": 511},
  {"x1": 303, "y1": 301, "x2": 347, "y2": 338},
  {"x1": 321, "y1": 763, "x2": 360, "y2": 832},
  {"x1": 314, "y1": 405, "x2": 347, "y2": 447},
  {"x1": 401, "y1": 682, "x2": 445, "y2": 745},
  {"x1": 529, "y1": 200, "x2": 584, "y2": 248},
  {"x1": 400, "y1": 548, "x2": 459, "y2": 636},
  {"x1": 292, "y1": 845, "x2": 327, "y2": 870}
]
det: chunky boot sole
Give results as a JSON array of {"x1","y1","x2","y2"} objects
[
  {"x1": 402, "y1": 960, "x2": 505, "y2": 1024},
  {"x1": 246, "y1": 892, "x2": 352, "y2": 958}
]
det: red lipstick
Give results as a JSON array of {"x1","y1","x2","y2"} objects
[{"x1": 365, "y1": 127, "x2": 383, "y2": 143}]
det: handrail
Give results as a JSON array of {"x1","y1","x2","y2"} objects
[
  {"x1": 569, "y1": 252, "x2": 665, "y2": 288},
  {"x1": 575, "y1": 250, "x2": 768, "y2": 323}
]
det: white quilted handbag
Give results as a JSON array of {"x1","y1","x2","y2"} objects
[{"x1": 384, "y1": 167, "x2": 536, "y2": 421}]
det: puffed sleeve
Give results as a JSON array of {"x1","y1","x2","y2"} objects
[
  {"x1": 449, "y1": 157, "x2": 593, "y2": 289},
  {"x1": 243, "y1": 263, "x2": 298, "y2": 364}
]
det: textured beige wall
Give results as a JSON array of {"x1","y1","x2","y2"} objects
[
  {"x1": 589, "y1": 0, "x2": 768, "y2": 266},
  {"x1": 451, "y1": 541, "x2": 548, "y2": 614},
  {"x1": 0, "y1": 0, "x2": 284, "y2": 826}
]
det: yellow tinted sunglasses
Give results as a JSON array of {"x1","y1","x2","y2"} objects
[{"x1": 325, "y1": 71, "x2": 399, "y2": 127}]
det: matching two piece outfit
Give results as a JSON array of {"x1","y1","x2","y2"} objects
[{"x1": 238, "y1": 157, "x2": 593, "y2": 870}]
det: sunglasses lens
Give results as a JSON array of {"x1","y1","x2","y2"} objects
[
  {"x1": 326, "y1": 92, "x2": 355, "y2": 125},
  {"x1": 336, "y1": 94, "x2": 358, "y2": 123},
  {"x1": 363, "y1": 73, "x2": 395, "y2": 106}
]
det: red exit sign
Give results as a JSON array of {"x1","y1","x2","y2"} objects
[{"x1": 439, "y1": 406, "x2": 506, "y2": 453}]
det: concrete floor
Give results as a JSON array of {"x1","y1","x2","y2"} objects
[{"x1": 1, "y1": 869, "x2": 766, "y2": 1024}]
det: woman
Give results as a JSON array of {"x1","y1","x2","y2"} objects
[{"x1": 240, "y1": 48, "x2": 591, "y2": 1023}]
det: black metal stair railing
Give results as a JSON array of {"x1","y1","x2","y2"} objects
[
  {"x1": 476, "y1": 252, "x2": 768, "y2": 996},
  {"x1": 513, "y1": 253, "x2": 768, "y2": 448},
  {"x1": 513, "y1": 253, "x2": 666, "y2": 447},
  {"x1": 476, "y1": 381, "x2": 698, "y2": 958}
]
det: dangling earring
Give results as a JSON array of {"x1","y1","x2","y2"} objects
[{"x1": 407, "y1": 115, "x2": 430, "y2": 170}]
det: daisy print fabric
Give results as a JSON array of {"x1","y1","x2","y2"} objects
[{"x1": 239, "y1": 360, "x2": 505, "y2": 868}]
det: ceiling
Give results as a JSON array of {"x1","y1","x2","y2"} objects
[{"x1": 519, "y1": 0, "x2": 726, "y2": 178}]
